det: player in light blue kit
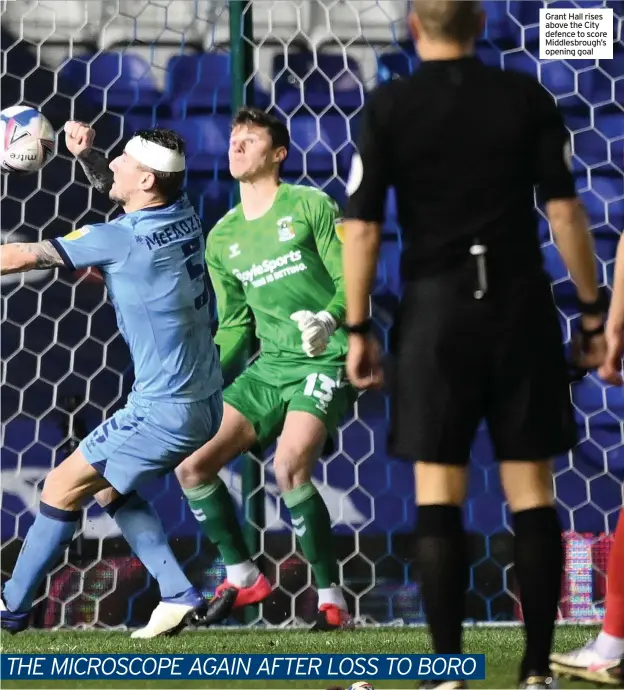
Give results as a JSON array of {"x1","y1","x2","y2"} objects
[{"x1": 0, "y1": 122, "x2": 223, "y2": 637}]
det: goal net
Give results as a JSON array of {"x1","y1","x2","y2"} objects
[{"x1": 1, "y1": 0, "x2": 622, "y2": 630}]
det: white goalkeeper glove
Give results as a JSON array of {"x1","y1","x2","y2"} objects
[{"x1": 290, "y1": 310, "x2": 337, "y2": 357}]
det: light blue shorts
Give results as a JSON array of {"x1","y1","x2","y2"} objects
[{"x1": 80, "y1": 390, "x2": 223, "y2": 495}]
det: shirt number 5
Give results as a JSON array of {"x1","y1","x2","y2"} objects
[{"x1": 181, "y1": 238, "x2": 210, "y2": 310}]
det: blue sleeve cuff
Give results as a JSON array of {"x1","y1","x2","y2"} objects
[{"x1": 49, "y1": 238, "x2": 76, "y2": 271}]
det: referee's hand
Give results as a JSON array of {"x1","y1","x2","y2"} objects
[
  {"x1": 598, "y1": 319, "x2": 624, "y2": 386},
  {"x1": 346, "y1": 333, "x2": 384, "y2": 390},
  {"x1": 570, "y1": 315, "x2": 607, "y2": 373}
]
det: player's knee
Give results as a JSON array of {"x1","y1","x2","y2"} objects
[
  {"x1": 41, "y1": 468, "x2": 79, "y2": 510},
  {"x1": 274, "y1": 413, "x2": 326, "y2": 492},
  {"x1": 499, "y1": 460, "x2": 554, "y2": 512},
  {"x1": 175, "y1": 456, "x2": 219, "y2": 489},
  {"x1": 94, "y1": 487, "x2": 124, "y2": 510},
  {"x1": 94, "y1": 486, "x2": 119, "y2": 506},
  {"x1": 273, "y1": 453, "x2": 312, "y2": 493}
]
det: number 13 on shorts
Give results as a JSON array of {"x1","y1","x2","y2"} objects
[{"x1": 303, "y1": 372, "x2": 340, "y2": 414}]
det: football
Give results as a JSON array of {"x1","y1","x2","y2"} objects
[{"x1": 1, "y1": 105, "x2": 55, "y2": 173}]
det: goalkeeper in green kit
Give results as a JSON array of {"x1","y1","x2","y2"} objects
[{"x1": 174, "y1": 106, "x2": 356, "y2": 631}]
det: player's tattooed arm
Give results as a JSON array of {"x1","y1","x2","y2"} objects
[
  {"x1": 78, "y1": 149, "x2": 114, "y2": 194},
  {"x1": 0, "y1": 240, "x2": 65, "y2": 275}
]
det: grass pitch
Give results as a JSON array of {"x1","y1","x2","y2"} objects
[{"x1": 0, "y1": 625, "x2": 605, "y2": 689}]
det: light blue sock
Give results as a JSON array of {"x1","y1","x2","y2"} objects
[
  {"x1": 106, "y1": 493, "x2": 192, "y2": 599},
  {"x1": 3, "y1": 502, "x2": 80, "y2": 613}
]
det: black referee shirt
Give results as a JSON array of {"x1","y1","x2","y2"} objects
[{"x1": 344, "y1": 55, "x2": 578, "y2": 280}]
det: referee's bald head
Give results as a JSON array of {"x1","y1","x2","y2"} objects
[{"x1": 410, "y1": 0, "x2": 484, "y2": 44}]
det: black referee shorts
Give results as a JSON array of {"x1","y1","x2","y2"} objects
[{"x1": 386, "y1": 265, "x2": 577, "y2": 465}]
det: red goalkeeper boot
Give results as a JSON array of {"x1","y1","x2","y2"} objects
[
  {"x1": 311, "y1": 603, "x2": 353, "y2": 631},
  {"x1": 197, "y1": 573, "x2": 272, "y2": 626}
]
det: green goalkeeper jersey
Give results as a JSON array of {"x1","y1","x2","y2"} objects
[{"x1": 206, "y1": 183, "x2": 348, "y2": 376}]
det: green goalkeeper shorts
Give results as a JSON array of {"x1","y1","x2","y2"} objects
[{"x1": 223, "y1": 355, "x2": 357, "y2": 449}]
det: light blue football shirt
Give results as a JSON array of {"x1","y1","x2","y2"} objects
[{"x1": 52, "y1": 193, "x2": 223, "y2": 402}]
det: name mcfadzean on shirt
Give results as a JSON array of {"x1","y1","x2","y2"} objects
[{"x1": 142, "y1": 215, "x2": 202, "y2": 251}]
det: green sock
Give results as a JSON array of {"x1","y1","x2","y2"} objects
[
  {"x1": 183, "y1": 478, "x2": 251, "y2": 565},
  {"x1": 283, "y1": 482, "x2": 339, "y2": 588}
]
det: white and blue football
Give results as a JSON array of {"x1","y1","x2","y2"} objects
[{"x1": 1, "y1": 105, "x2": 55, "y2": 173}]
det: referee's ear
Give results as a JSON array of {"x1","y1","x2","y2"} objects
[{"x1": 407, "y1": 8, "x2": 422, "y2": 43}]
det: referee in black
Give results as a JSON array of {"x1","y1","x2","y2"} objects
[{"x1": 341, "y1": 1, "x2": 607, "y2": 688}]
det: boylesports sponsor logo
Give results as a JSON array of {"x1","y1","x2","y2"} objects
[{"x1": 233, "y1": 250, "x2": 307, "y2": 288}]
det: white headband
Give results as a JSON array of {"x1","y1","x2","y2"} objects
[{"x1": 124, "y1": 136, "x2": 185, "y2": 173}]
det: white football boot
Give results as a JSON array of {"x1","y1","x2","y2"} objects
[
  {"x1": 131, "y1": 587, "x2": 206, "y2": 639},
  {"x1": 550, "y1": 639, "x2": 622, "y2": 685}
]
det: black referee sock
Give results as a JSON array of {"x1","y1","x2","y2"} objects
[
  {"x1": 512, "y1": 506, "x2": 564, "y2": 678},
  {"x1": 414, "y1": 505, "x2": 468, "y2": 655}
]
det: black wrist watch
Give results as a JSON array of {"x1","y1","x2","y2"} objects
[
  {"x1": 344, "y1": 319, "x2": 372, "y2": 335},
  {"x1": 579, "y1": 288, "x2": 609, "y2": 316}
]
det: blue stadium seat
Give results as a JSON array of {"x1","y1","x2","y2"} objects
[
  {"x1": 283, "y1": 115, "x2": 349, "y2": 175},
  {"x1": 476, "y1": 41, "x2": 503, "y2": 68},
  {"x1": 522, "y1": 25, "x2": 541, "y2": 55},
  {"x1": 281, "y1": 177, "x2": 347, "y2": 212},
  {"x1": 581, "y1": 187, "x2": 608, "y2": 227},
  {"x1": 507, "y1": 0, "x2": 541, "y2": 27},
  {"x1": 592, "y1": 167, "x2": 624, "y2": 204},
  {"x1": 164, "y1": 116, "x2": 230, "y2": 173},
  {"x1": 319, "y1": 177, "x2": 348, "y2": 211},
  {"x1": 609, "y1": 45, "x2": 624, "y2": 109},
  {"x1": 59, "y1": 53, "x2": 162, "y2": 112},
  {"x1": 573, "y1": 130, "x2": 609, "y2": 167},
  {"x1": 376, "y1": 239, "x2": 401, "y2": 297},
  {"x1": 594, "y1": 105, "x2": 624, "y2": 139},
  {"x1": 273, "y1": 51, "x2": 363, "y2": 115},
  {"x1": 166, "y1": 53, "x2": 230, "y2": 116},
  {"x1": 501, "y1": 50, "x2": 536, "y2": 78},
  {"x1": 503, "y1": 47, "x2": 583, "y2": 101},
  {"x1": 578, "y1": 69, "x2": 615, "y2": 106},
  {"x1": 165, "y1": 53, "x2": 269, "y2": 116},
  {"x1": 558, "y1": 95, "x2": 593, "y2": 131},
  {"x1": 385, "y1": 188, "x2": 398, "y2": 224},
  {"x1": 376, "y1": 47, "x2": 418, "y2": 83},
  {"x1": 537, "y1": 217, "x2": 550, "y2": 244},
  {"x1": 542, "y1": 243, "x2": 567, "y2": 283},
  {"x1": 610, "y1": 138, "x2": 624, "y2": 173},
  {"x1": 482, "y1": 0, "x2": 522, "y2": 46},
  {"x1": 593, "y1": 225, "x2": 619, "y2": 263},
  {"x1": 602, "y1": 42, "x2": 624, "y2": 83},
  {"x1": 616, "y1": 78, "x2": 624, "y2": 110},
  {"x1": 122, "y1": 113, "x2": 161, "y2": 137},
  {"x1": 541, "y1": 61, "x2": 576, "y2": 98},
  {"x1": 187, "y1": 179, "x2": 234, "y2": 229}
]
